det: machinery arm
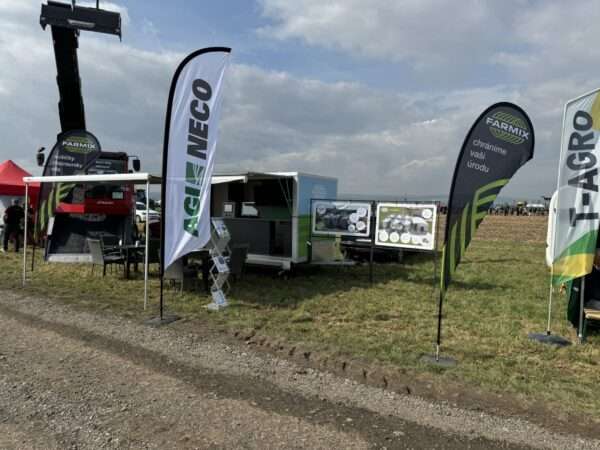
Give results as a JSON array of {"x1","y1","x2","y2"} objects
[{"x1": 40, "y1": 1, "x2": 121, "y2": 133}]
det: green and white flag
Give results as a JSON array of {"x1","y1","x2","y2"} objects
[
  {"x1": 161, "y1": 47, "x2": 231, "y2": 271},
  {"x1": 552, "y1": 89, "x2": 600, "y2": 285}
]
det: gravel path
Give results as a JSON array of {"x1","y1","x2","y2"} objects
[{"x1": 0, "y1": 289, "x2": 598, "y2": 449}]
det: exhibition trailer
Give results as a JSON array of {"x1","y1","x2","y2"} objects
[{"x1": 210, "y1": 172, "x2": 338, "y2": 269}]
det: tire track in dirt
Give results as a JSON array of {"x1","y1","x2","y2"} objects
[{"x1": 0, "y1": 301, "x2": 533, "y2": 450}]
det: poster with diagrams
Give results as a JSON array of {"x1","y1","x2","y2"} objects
[
  {"x1": 375, "y1": 203, "x2": 437, "y2": 251},
  {"x1": 312, "y1": 201, "x2": 371, "y2": 237}
]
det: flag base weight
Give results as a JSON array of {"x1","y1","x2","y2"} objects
[
  {"x1": 205, "y1": 302, "x2": 228, "y2": 311},
  {"x1": 420, "y1": 354, "x2": 457, "y2": 368},
  {"x1": 144, "y1": 314, "x2": 180, "y2": 327},
  {"x1": 527, "y1": 332, "x2": 571, "y2": 347}
]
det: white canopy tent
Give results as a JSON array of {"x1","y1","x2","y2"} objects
[{"x1": 22, "y1": 173, "x2": 162, "y2": 309}]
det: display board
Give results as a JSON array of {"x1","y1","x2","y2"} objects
[
  {"x1": 312, "y1": 200, "x2": 371, "y2": 237},
  {"x1": 375, "y1": 203, "x2": 437, "y2": 251}
]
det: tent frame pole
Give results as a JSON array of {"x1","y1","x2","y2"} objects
[
  {"x1": 22, "y1": 183, "x2": 28, "y2": 287},
  {"x1": 144, "y1": 180, "x2": 150, "y2": 310}
]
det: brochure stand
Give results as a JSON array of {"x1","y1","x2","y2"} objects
[{"x1": 206, "y1": 218, "x2": 231, "y2": 310}]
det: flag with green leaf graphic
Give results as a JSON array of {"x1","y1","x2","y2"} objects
[
  {"x1": 551, "y1": 89, "x2": 600, "y2": 286},
  {"x1": 441, "y1": 103, "x2": 535, "y2": 293}
]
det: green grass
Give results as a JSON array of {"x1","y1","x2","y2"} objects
[{"x1": 2, "y1": 227, "x2": 600, "y2": 420}]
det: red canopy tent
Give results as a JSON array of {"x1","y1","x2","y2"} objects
[{"x1": 0, "y1": 160, "x2": 40, "y2": 208}]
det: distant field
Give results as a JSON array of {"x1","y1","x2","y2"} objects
[
  {"x1": 2, "y1": 214, "x2": 599, "y2": 423},
  {"x1": 437, "y1": 214, "x2": 547, "y2": 244},
  {"x1": 472, "y1": 214, "x2": 546, "y2": 243}
]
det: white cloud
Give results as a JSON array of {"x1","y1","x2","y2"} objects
[
  {"x1": 492, "y1": 2, "x2": 600, "y2": 82},
  {"x1": 258, "y1": 0, "x2": 600, "y2": 85},
  {"x1": 258, "y1": 0, "x2": 516, "y2": 70},
  {"x1": 0, "y1": 0, "x2": 592, "y2": 200}
]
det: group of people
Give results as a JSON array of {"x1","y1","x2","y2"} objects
[{"x1": 1, "y1": 198, "x2": 24, "y2": 252}]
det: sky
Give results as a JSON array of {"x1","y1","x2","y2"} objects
[{"x1": 2, "y1": 0, "x2": 600, "y2": 200}]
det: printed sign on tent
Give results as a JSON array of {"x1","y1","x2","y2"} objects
[
  {"x1": 37, "y1": 130, "x2": 102, "y2": 235},
  {"x1": 375, "y1": 203, "x2": 437, "y2": 251},
  {"x1": 161, "y1": 47, "x2": 231, "y2": 272},
  {"x1": 312, "y1": 200, "x2": 371, "y2": 237}
]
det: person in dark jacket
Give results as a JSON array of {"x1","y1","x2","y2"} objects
[
  {"x1": 566, "y1": 246, "x2": 600, "y2": 328},
  {"x1": 2, "y1": 199, "x2": 24, "y2": 252}
]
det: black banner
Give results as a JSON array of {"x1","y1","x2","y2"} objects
[
  {"x1": 441, "y1": 103, "x2": 535, "y2": 290},
  {"x1": 37, "y1": 130, "x2": 102, "y2": 235},
  {"x1": 435, "y1": 102, "x2": 535, "y2": 353}
]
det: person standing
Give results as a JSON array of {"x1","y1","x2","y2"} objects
[{"x1": 2, "y1": 199, "x2": 24, "y2": 252}]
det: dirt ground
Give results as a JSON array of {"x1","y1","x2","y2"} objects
[{"x1": 1, "y1": 290, "x2": 598, "y2": 450}]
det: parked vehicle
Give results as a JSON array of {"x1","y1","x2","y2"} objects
[{"x1": 135, "y1": 202, "x2": 160, "y2": 223}]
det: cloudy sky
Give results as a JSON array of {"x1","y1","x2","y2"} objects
[{"x1": 2, "y1": 0, "x2": 599, "y2": 199}]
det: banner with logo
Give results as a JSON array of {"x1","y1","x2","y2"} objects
[
  {"x1": 312, "y1": 201, "x2": 371, "y2": 237},
  {"x1": 37, "y1": 129, "x2": 102, "y2": 235},
  {"x1": 441, "y1": 103, "x2": 535, "y2": 293},
  {"x1": 375, "y1": 203, "x2": 437, "y2": 251},
  {"x1": 433, "y1": 102, "x2": 535, "y2": 353},
  {"x1": 161, "y1": 47, "x2": 231, "y2": 271},
  {"x1": 551, "y1": 89, "x2": 600, "y2": 285}
]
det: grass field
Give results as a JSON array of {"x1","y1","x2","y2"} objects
[{"x1": 2, "y1": 215, "x2": 600, "y2": 421}]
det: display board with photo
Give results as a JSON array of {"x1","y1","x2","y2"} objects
[
  {"x1": 375, "y1": 203, "x2": 437, "y2": 250},
  {"x1": 312, "y1": 201, "x2": 371, "y2": 237}
]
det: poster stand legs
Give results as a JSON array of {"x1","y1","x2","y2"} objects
[
  {"x1": 368, "y1": 244, "x2": 374, "y2": 285},
  {"x1": 368, "y1": 200, "x2": 377, "y2": 286}
]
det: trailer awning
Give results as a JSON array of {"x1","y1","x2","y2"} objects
[
  {"x1": 212, "y1": 172, "x2": 298, "y2": 183},
  {"x1": 211, "y1": 175, "x2": 247, "y2": 185},
  {"x1": 211, "y1": 172, "x2": 295, "y2": 215}
]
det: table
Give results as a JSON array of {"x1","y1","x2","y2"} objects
[
  {"x1": 186, "y1": 249, "x2": 211, "y2": 293},
  {"x1": 119, "y1": 244, "x2": 144, "y2": 279}
]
